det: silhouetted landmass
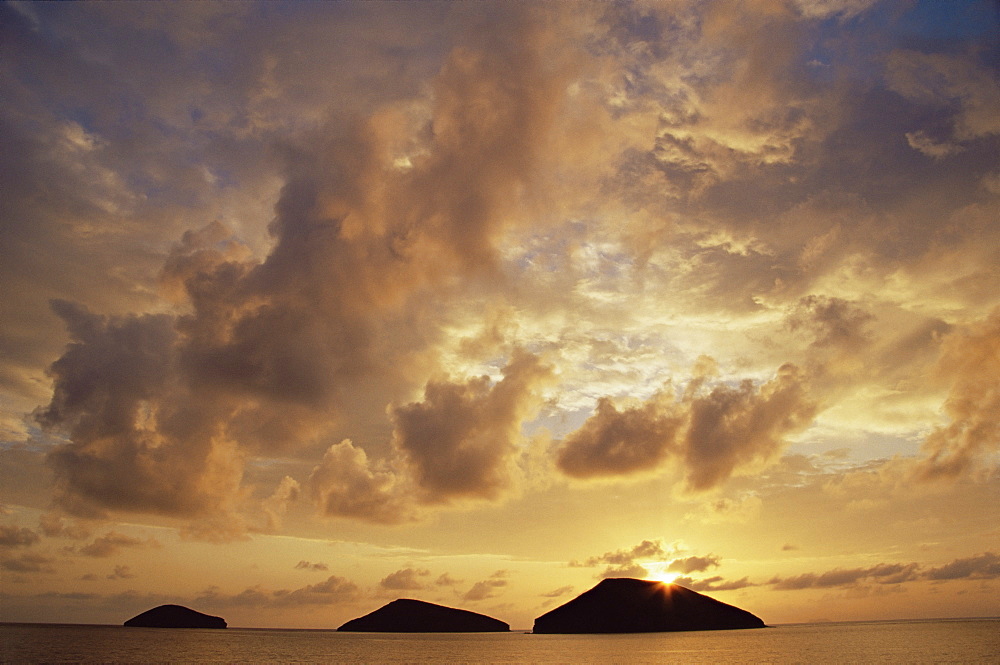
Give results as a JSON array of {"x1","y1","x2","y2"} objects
[
  {"x1": 338, "y1": 598, "x2": 509, "y2": 632},
  {"x1": 532, "y1": 578, "x2": 765, "y2": 633},
  {"x1": 123, "y1": 604, "x2": 227, "y2": 629}
]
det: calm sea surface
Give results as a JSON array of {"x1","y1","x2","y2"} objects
[{"x1": 2, "y1": 618, "x2": 998, "y2": 663}]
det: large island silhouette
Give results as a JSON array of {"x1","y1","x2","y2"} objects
[
  {"x1": 533, "y1": 578, "x2": 765, "y2": 633},
  {"x1": 338, "y1": 598, "x2": 509, "y2": 632},
  {"x1": 124, "y1": 604, "x2": 226, "y2": 629}
]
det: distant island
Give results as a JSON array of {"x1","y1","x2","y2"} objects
[
  {"x1": 533, "y1": 578, "x2": 766, "y2": 633},
  {"x1": 123, "y1": 605, "x2": 227, "y2": 629},
  {"x1": 338, "y1": 598, "x2": 509, "y2": 632}
]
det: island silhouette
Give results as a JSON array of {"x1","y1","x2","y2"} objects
[
  {"x1": 533, "y1": 578, "x2": 765, "y2": 633},
  {"x1": 124, "y1": 579, "x2": 764, "y2": 634},
  {"x1": 338, "y1": 598, "x2": 509, "y2": 632},
  {"x1": 123, "y1": 604, "x2": 227, "y2": 629}
]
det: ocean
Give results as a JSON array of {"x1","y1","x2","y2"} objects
[{"x1": 2, "y1": 618, "x2": 998, "y2": 663}]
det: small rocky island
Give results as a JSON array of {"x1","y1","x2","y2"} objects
[
  {"x1": 533, "y1": 578, "x2": 765, "y2": 633},
  {"x1": 124, "y1": 604, "x2": 227, "y2": 629},
  {"x1": 338, "y1": 598, "x2": 509, "y2": 632}
]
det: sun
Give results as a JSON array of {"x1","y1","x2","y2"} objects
[{"x1": 643, "y1": 562, "x2": 679, "y2": 585}]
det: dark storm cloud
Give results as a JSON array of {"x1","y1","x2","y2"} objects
[
  {"x1": 36, "y1": 302, "x2": 244, "y2": 519},
  {"x1": 558, "y1": 362, "x2": 817, "y2": 491},
  {"x1": 23, "y1": 0, "x2": 588, "y2": 523},
  {"x1": 0, "y1": 1, "x2": 294, "y2": 431},
  {"x1": 31, "y1": 3, "x2": 579, "y2": 528}
]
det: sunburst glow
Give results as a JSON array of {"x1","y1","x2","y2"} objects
[{"x1": 643, "y1": 563, "x2": 680, "y2": 585}]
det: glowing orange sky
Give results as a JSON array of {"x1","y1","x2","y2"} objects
[{"x1": 1, "y1": 0, "x2": 998, "y2": 629}]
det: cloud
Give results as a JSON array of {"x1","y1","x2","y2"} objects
[
  {"x1": 38, "y1": 514, "x2": 90, "y2": 540},
  {"x1": 29, "y1": 3, "x2": 580, "y2": 530},
  {"x1": 276, "y1": 575, "x2": 361, "y2": 606},
  {"x1": 539, "y1": 584, "x2": 575, "y2": 607},
  {"x1": 37, "y1": 300, "x2": 244, "y2": 520},
  {"x1": 107, "y1": 565, "x2": 135, "y2": 580},
  {"x1": 787, "y1": 296, "x2": 873, "y2": 351},
  {"x1": 1, "y1": 552, "x2": 56, "y2": 573},
  {"x1": 75, "y1": 531, "x2": 159, "y2": 558},
  {"x1": 556, "y1": 393, "x2": 685, "y2": 478},
  {"x1": 540, "y1": 585, "x2": 574, "y2": 598},
  {"x1": 435, "y1": 573, "x2": 462, "y2": 587},
  {"x1": 308, "y1": 350, "x2": 556, "y2": 522},
  {"x1": 2, "y1": 0, "x2": 998, "y2": 609},
  {"x1": 379, "y1": 568, "x2": 430, "y2": 591},
  {"x1": 924, "y1": 552, "x2": 1000, "y2": 581},
  {"x1": 673, "y1": 575, "x2": 756, "y2": 593},
  {"x1": 886, "y1": 49, "x2": 1000, "y2": 144},
  {"x1": 574, "y1": 539, "x2": 666, "y2": 567},
  {"x1": 260, "y1": 476, "x2": 300, "y2": 533},
  {"x1": 571, "y1": 539, "x2": 666, "y2": 579},
  {"x1": 599, "y1": 564, "x2": 651, "y2": 579},
  {"x1": 310, "y1": 439, "x2": 414, "y2": 525},
  {"x1": 462, "y1": 570, "x2": 509, "y2": 602},
  {"x1": 391, "y1": 350, "x2": 553, "y2": 504},
  {"x1": 0, "y1": 525, "x2": 40, "y2": 548},
  {"x1": 905, "y1": 130, "x2": 962, "y2": 159},
  {"x1": 684, "y1": 494, "x2": 763, "y2": 524},
  {"x1": 294, "y1": 561, "x2": 329, "y2": 572},
  {"x1": 197, "y1": 575, "x2": 360, "y2": 609},
  {"x1": 558, "y1": 361, "x2": 817, "y2": 491},
  {"x1": 179, "y1": 514, "x2": 251, "y2": 545},
  {"x1": 917, "y1": 309, "x2": 1000, "y2": 479},
  {"x1": 766, "y1": 554, "x2": 1000, "y2": 591},
  {"x1": 770, "y1": 562, "x2": 922, "y2": 590},
  {"x1": 668, "y1": 554, "x2": 721, "y2": 574}
]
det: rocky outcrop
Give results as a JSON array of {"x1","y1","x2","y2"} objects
[
  {"x1": 532, "y1": 578, "x2": 765, "y2": 633},
  {"x1": 124, "y1": 604, "x2": 227, "y2": 629},
  {"x1": 338, "y1": 598, "x2": 509, "y2": 632}
]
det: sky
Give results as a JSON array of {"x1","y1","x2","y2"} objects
[{"x1": 1, "y1": 0, "x2": 998, "y2": 630}]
